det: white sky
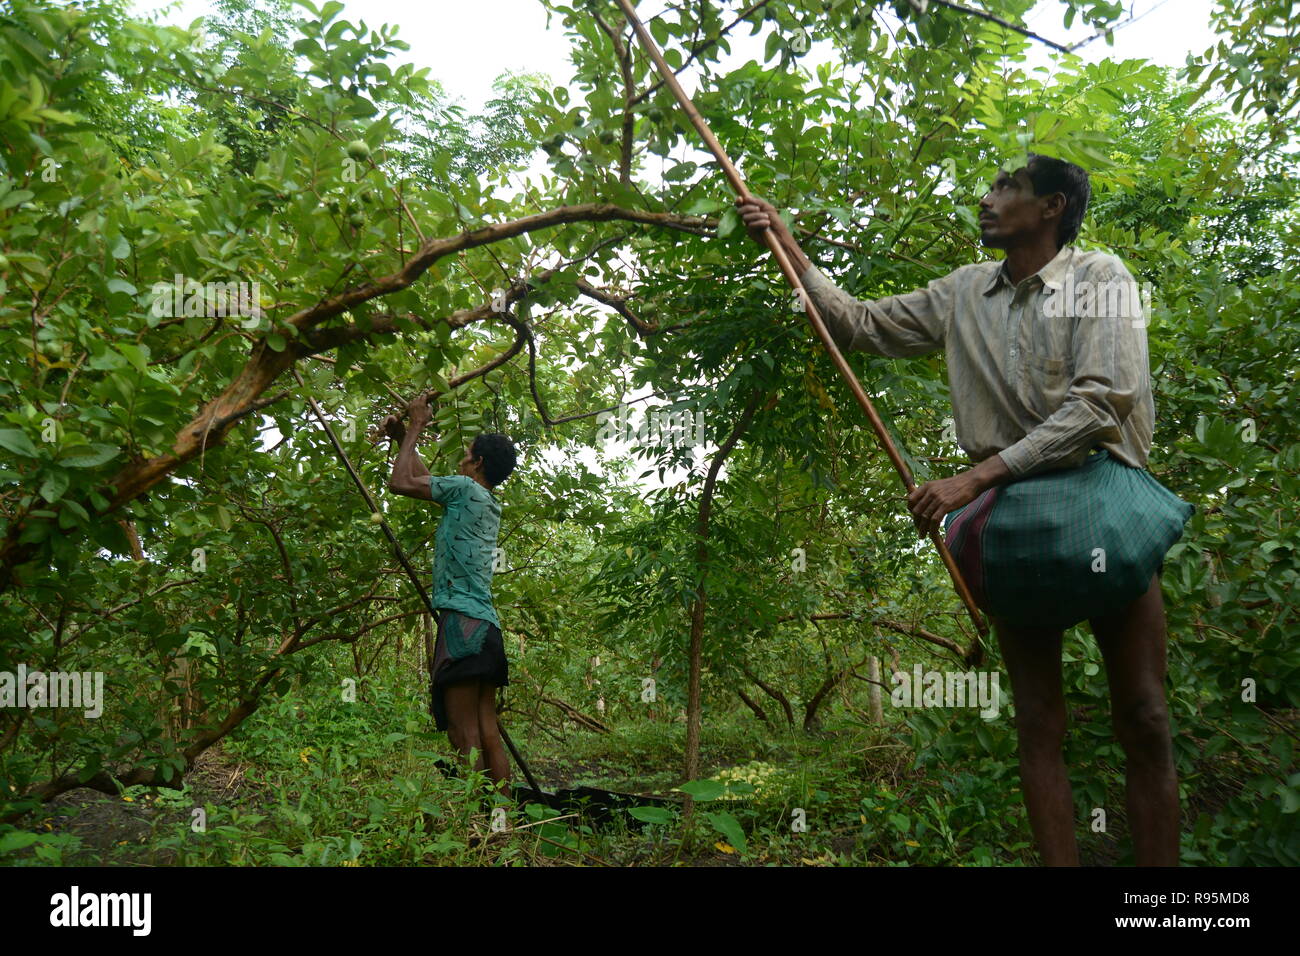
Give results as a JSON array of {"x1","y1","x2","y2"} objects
[
  {"x1": 138, "y1": 0, "x2": 1218, "y2": 128},
  {"x1": 132, "y1": 0, "x2": 1222, "y2": 487}
]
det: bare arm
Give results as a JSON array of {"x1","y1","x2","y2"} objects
[
  {"x1": 386, "y1": 398, "x2": 435, "y2": 500},
  {"x1": 907, "y1": 453, "x2": 1012, "y2": 538},
  {"x1": 737, "y1": 195, "x2": 948, "y2": 356}
]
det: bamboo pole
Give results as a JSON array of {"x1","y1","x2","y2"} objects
[{"x1": 613, "y1": 0, "x2": 987, "y2": 657}]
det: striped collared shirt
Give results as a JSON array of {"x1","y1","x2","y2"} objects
[{"x1": 799, "y1": 244, "x2": 1154, "y2": 478}]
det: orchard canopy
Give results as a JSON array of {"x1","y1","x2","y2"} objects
[{"x1": 0, "y1": 0, "x2": 1297, "y2": 866}]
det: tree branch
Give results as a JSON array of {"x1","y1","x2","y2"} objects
[
  {"x1": 921, "y1": 0, "x2": 1072, "y2": 53},
  {"x1": 0, "y1": 203, "x2": 712, "y2": 593}
]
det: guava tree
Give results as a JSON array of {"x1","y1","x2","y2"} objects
[{"x1": 0, "y1": 0, "x2": 1295, "y2": 860}]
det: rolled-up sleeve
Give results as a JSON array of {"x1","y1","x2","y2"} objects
[
  {"x1": 800, "y1": 264, "x2": 950, "y2": 357},
  {"x1": 997, "y1": 268, "x2": 1149, "y2": 478}
]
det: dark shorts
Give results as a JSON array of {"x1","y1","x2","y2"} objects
[{"x1": 429, "y1": 611, "x2": 508, "y2": 732}]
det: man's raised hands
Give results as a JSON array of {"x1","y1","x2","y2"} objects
[{"x1": 382, "y1": 395, "x2": 434, "y2": 445}]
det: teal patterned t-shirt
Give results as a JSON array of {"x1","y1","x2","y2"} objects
[{"x1": 428, "y1": 475, "x2": 502, "y2": 628}]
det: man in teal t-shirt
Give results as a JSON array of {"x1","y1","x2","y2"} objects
[
  {"x1": 426, "y1": 472, "x2": 502, "y2": 628},
  {"x1": 385, "y1": 397, "x2": 518, "y2": 790}
]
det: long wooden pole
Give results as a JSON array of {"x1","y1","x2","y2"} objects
[{"x1": 614, "y1": 0, "x2": 987, "y2": 656}]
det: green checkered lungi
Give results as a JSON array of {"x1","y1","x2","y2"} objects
[{"x1": 944, "y1": 450, "x2": 1195, "y2": 630}]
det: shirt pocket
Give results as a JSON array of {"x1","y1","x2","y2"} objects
[{"x1": 1019, "y1": 353, "x2": 1071, "y2": 418}]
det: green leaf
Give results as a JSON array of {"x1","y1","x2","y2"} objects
[
  {"x1": 716, "y1": 207, "x2": 740, "y2": 238},
  {"x1": 763, "y1": 30, "x2": 782, "y2": 63},
  {"x1": 628, "y1": 805, "x2": 675, "y2": 825},
  {"x1": 1282, "y1": 788, "x2": 1300, "y2": 815},
  {"x1": 60, "y1": 444, "x2": 119, "y2": 468},
  {"x1": 38, "y1": 470, "x2": 69, "y2": 503},
  {"x1": 0, "y1": 831, "x2": 41, "y2": 854},
  {"x1": 683, "y1": 197, "x2": 723, "y2": 215},
  {"x1": 0, "y1": 429, "x2": 39, "y2": 458},
  {"x1": 678, "y1": 778, "x2": 726, "y2": 801},
  {"x1": 664, "y1": 161, "x2": 697, "y2": 182},
  {"x1": 320, "y1": 1, "x2": 345, "y2": 26},
  {"x1": 0, "y1": 189, "x2": 34, "y2": 211},
  {"x1": 116, "y1": 343, "x2": 148, "y2": 372},
  {"x1": 703, "y1": 810, "x2": 747, "y2": 852}
]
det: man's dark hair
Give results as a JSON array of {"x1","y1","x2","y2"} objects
[
  {"x1": 472, "y1": 433, "x2": 517, "y2": 487},
  {"x1": 1025, "y1": 153, "x2": 1091, "y2": 248}
]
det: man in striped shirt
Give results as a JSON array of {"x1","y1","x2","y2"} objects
[{"x1": 738, "y1": 154, "x2": 1178, "y2": 865}]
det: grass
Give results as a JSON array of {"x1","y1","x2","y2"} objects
[{"x1": 2, "y1": 660, "x2": 1292, "y2": 866}]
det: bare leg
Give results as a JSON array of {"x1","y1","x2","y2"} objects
[
  {"x1": 994, "y1": 617, "x2": 1079, "y2": 866},
  {"x1": 477, "y1": 685, "x2": 511, "y2": 793},
  {"x1": 1090, "y1": 573, "x2": 1180, "y2": 866},
  {"x1": 444, "y1": 681, "x2": 484, "y2": 772}
]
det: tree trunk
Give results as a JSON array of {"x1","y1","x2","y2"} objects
[
  {"x1": 683, "y1": 392, "x2": 764, "y2": 785},
  {"x1": 736, "y1": 687, "x2": 769, "y2": 725},
  {"x1": 803, "y1": 667, "x2": 853, "y2": 732},
  {"x1": 741, "y1": 665, "x2": 795, "y2": 727},
  {"x1": 868, "y1": 656, "x2": 883, "y2": 724},
  {"x1": 423, "y1": 610, "x2": 436, "y2": 718}
]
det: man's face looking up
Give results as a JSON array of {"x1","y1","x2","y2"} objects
[
  {"x1": 977, "y1": 165, "x2": 1058, "y2": 249},
  {"x1": 458, "y1": 444, "x2": 478, "y2": 477}
]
